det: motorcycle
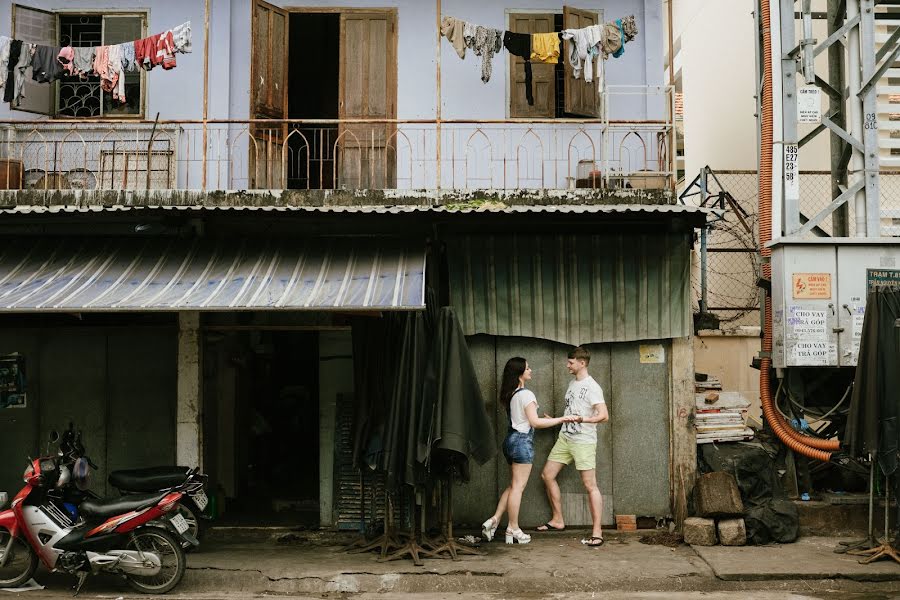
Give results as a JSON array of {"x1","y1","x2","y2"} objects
[
  {"x1": 57, "y1": 426, "x2": 209, "y2": 549},
  {"x1": 0, "y1": 431, "x2": 202, "y2": 594}
]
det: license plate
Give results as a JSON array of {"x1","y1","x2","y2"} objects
[
  {"x1": 170, "y1": 513, "x2": 189, "y2": 534},
  {"x1": 191, "y1": 489, "x2": 209, "y2": 511}
]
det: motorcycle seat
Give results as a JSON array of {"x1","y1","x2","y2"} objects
[
  {"x1": 79, "y1": 491, "x2": 168, "y2": 520},
  {"x1": 108, "y1": 466, "x2": 191, "y2": 492}
]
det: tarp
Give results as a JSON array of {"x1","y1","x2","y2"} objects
[{"x1": 846, "y1": 288, "x2": 900, "y2": 475}]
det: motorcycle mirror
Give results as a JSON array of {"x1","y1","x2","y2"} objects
[{"x1": 48, "y1": 430, "x2": 60, "y2": 443}]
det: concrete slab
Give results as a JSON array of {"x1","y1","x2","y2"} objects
[{"x1": 692, "y1": 536, "x2": 900, "y2": 581}]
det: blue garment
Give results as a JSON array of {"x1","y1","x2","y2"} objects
[
  {"x1": 503, "y1": 427, "x2": 535, "y2": 465},
  {"x1": 613, "y1": 19, "x2": 626, "y2": 58}
]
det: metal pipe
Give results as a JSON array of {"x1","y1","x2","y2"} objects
[
  {"x1": 828, "y1": 0, "x2": 849, "y2": 236},
  {"x1": 847, "y1": 0, "x2": 867, "y2": 236},
  {"x1": 699, "y1": 167, "x2": 709, "y2": 314},
  {"x1": 202, "y1": 0, "x2": 210, "y2": 191},
  {"x1": 0, "y1": 118, "x2": 667, "y2": 126},
  {"x1": 436, "y1": 0, "x2": 442, "y2": 190}
]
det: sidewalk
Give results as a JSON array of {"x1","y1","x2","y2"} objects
[{"x1": 21, "y1": 530, "x2": 900, "y2": 597}]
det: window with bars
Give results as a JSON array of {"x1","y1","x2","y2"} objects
[{"x1": 11, "y1": 4, "x2": 145, "y2": 117}]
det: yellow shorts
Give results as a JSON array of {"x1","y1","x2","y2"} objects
[{"x1": 547, "y1": 436, "x2": 596, "y2": 471}]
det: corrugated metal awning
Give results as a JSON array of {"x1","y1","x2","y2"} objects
[
  {"x1": 0, "y1": 237, "x2": 425, "y2": 312},
  {"x1": 448, "y1": 233, "x2": 692, "y2": 345}
]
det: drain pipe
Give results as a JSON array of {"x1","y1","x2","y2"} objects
[{"x1": 758, "y1": 0, "x2": 834, "y2": 462}]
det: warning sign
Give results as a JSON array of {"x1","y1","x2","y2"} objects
[
  {"x1": 792, "y1": 273, "x2": 831, "y2": 299},
  {"x1": 797, "y1": 87, "x2": 821, "y2": 124}
]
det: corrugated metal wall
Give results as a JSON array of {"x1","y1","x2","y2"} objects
[
  {"x1": 453, "y1": 335, "x2": 672, "y2": 527},
  {"x1": 448, "y1": 233, "x2": 692, "y2": 346}
]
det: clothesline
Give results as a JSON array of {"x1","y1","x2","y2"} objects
[
  {"x1": 0, "y1": 21, "x2": 192, "y2": 108},
  {"x1": 441, "y1": 14, "x2": 638, "y2": 105}
]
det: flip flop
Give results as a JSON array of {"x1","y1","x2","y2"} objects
[
  {"x1": 535, "y1": 522, "x2": 566, "y2": 532},
  {"x1": 582, "y1": 536, "x2": 604, "y2": 547}
]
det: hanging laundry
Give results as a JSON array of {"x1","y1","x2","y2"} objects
[
  {"x1": 463, "y1": 22, "x2": 477, "y2": 48},
  {"x1": 441, "y1": 16, "x2": 468, "y2": 59},
  {"x1": 57, "y1": 46, "x2": 75, "y2": 76},
  {"x1": 0, "y1": 37, "x2": 11, "y2": 99},
  {"x1": 135, "y1": 34, "x2": 161, "y2": 70},
  {"x1": 466, "y1": 25, "x2": 502, "y2": 84},
  {"x1": 4, "y1": 41, "x2": 33, "y2": 106},
  {"x1": 530, "y1": 32, "x2": 560, "y2": 65},
  {"x1": 503, "y1": 31, "x2": 533, "y2": 106},
  {"x1": 107, "y1": 44, "x2": 126, "y2": 102},
  {"x1": 156, "y1": 30, "x2": 177, "y2": 70},
  {"x1": 94, "y1": 46, "x2": 116, "y2": 96},
  {"x1": 172, "y1": 22, "x2": 192, "y2": 54},
  {"x1": 561, "y1": 25, "x2": 602, "y2": 82},
  {"x1": 600, "y1": 15, "x2": 638, "y2": 59},
  {"x1": 119, "y1": 41, "x2": 136, "y2": 72},
  {"x1": 31, "y1": 45, "x2": 64, "y2": 83},
  {"x1": 72, "y1": 46, "x2": 95, "y2": 77}
]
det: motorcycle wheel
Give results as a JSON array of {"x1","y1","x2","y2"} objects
[
  {"x1": 0, "y1": 532, "x2": 37, "y2": 588},
  {"x1": 124, "y1": 528, "x2": 185, "y2": 594}
]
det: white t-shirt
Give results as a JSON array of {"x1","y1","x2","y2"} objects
[
  {"x1": 560, "y1": 375, "x2": 605, "y2": 444},
  {"x1": 509, "y1": 388, "x2": 537, "y2": 433}
]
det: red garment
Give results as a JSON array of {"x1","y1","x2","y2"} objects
[
  {"x1": 156, "y1": 31, "x2": 176, "y2": 70},
  {"x1": 134, "y1": 34, "x2": 160, "y2": 70}
]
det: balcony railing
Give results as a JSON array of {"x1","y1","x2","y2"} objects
[{"x1": 0, "y1": 86, "x2": 675, "y2": 194}]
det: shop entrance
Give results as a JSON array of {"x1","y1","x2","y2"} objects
[{"x1": 204, "y1": 330, "x2": 321, "y2": 526}]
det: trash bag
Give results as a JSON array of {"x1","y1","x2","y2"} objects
[
  {"x1": 744, "y1": 499, "x2": 799, "y2": 545},
  {"x1": 700, "y1": 442, "x2": 783, "y2": 507}
]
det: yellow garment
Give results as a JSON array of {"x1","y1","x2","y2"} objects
[{"x1": 530, "y1": 32, "x2": 560, "y2": 64}]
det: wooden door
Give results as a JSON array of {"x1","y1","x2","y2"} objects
[
  {"x1": 250, "y1": 0, "x2": 289, "y2": 188},
  {"x1": 338, "y1": 12, "x2": 397, "y2": 189},
  {"x1": 508, "y1": 13, "x2": 555, "y2": 118},
  {"x1": 563, "y1": 6, "x2": 601, "y2": 118}
]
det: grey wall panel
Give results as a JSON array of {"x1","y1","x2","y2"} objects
[
  {"x1": 611, "y1": 340, "x2": 671, "y2": 516},
  {"x1": 0, "y1": 332, "x2": 41, "y2": 500},
  {"x1": 105, "y1": 329, "x2": 177, "y2": 481},
  {"x1": 40, "y1": 332, "x2": 108, "y2": 495}
]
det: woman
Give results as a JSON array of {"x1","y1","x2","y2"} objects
[{"x1": 482, "y1": 357, "x2": 576, "y2": 544}]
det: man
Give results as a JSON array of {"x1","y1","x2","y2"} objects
[{"x1": 537, "y1": 346, "x2": 609, "y2": 546}]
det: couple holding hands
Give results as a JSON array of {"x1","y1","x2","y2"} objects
[{"x1": 482, "y1": 346, "x2": 609, "y2": 548}]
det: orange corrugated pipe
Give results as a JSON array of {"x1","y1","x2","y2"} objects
[{"x1": 758, "y1": 0, "x2": 833, "y2": 462}]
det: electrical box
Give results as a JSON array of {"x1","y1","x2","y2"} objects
[{"x1": 771, "y1": 241, "x2": 900, "y2": 368}]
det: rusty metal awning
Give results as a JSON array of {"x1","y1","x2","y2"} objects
[{"x1": 0, "y1": 237, "x2": 426, "y2": 312}]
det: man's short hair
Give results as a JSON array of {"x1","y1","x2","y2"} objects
[{"x1": 568, "y1": 346, "x2": 591, "y2": 365}]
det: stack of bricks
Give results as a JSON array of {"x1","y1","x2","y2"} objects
[{"x1": 615, "y1": 514, "x2": 637, "y2": 531}]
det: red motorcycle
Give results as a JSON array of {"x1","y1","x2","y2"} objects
[{"x1": 0, "y1": 431, "x2": 201, "y2": 594}]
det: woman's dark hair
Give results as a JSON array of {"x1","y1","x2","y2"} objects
[{"x1": 500, "y1": 357, "x2": 527, "y2": 413}]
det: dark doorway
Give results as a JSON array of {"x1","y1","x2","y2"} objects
[
  {"x1": 288, "y1": 13, "x2": 340, "y2": 190},
  {"x1": 205, "y1": 330, "x2": 320, "y2": 526}
]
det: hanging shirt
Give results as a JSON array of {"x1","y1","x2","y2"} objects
[
  {"x1": 561, "y1": 25, "x2": 602, "y2": 82},
  {"x1": 107, "y1": 44, "x2": 126, "y2": 102},
  {"x1": 135, "y1": 34, "x2": 160, "y2": 70},
  {"x1": 4, "y1": 41, "x2": 32, "y2": 106},
  {"x1": 530, "y1": 32, "x2": 560, "y2": 64},
  {"x1": 120, "y1": 41, "x2": 136, "y2": 72},
  {"x1": 441, "y1": 16, "x2": 468, "y2": 59},
  {"x1": 156, "y1": 31, "x2": 177, "y2": 70},
  {"x1": 94, "y1": 46, "x2": 116, "y2": 94},
  {"x1": 72, "y1": 47, "x2": 95, "y2": 76},
  {"x1": 31, "y1": 45, "x2": 64, "y2": 83},
  {"x1": 503, "y1": 31, "x2": 533, "y2": 106},
  {"x1": 172, "y1": 22, "x2": 192, "y2": 54},
  {"x1": 466, "y1": 25, "x2": 502, "y2": 84},
  {"x1": 0, "y1": 37, "x2": 11, "y2": 98}
]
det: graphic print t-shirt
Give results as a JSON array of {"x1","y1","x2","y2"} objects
[{"x1": 560, "y1": 376, "x2": 605, "y2": 444}]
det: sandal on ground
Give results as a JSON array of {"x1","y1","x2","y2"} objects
[
  {"x1": 481, "y1": 517, "x2": 499, "y2": 542},
  {"x1": 535, "y1": 522, "x2": 566, "y2": 532},
  {"x1": 505, "y1": 528, "x2": 532, "y2": 545},
  {"x1": 581, "y1": 536, "x2": 604, "y2": 547}
]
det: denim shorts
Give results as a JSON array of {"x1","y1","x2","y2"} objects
[{"x1": 503, "y1": 428, "x2": 535, "y2": 465}]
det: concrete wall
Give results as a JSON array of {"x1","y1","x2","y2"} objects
[
  {"x1": 693, "y1": 331, "x2": 761, "y2": 421},
  {"x1": 0, "y1": 326, "x2": 177, "y2": 499},
  {"x1": 454, "y1": 335, "x2": 672, "y2": 528}
]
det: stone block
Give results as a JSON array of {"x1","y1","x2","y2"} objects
[
  {"x1": 695, "y1": 472, "x2": 744, "y2": 518},
  {"x1": 717, "y1": 518, "x2": 747, "y2": 546},
  {"x1": 683, "y1": 517, "x2": 717, "y2": 546}
]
